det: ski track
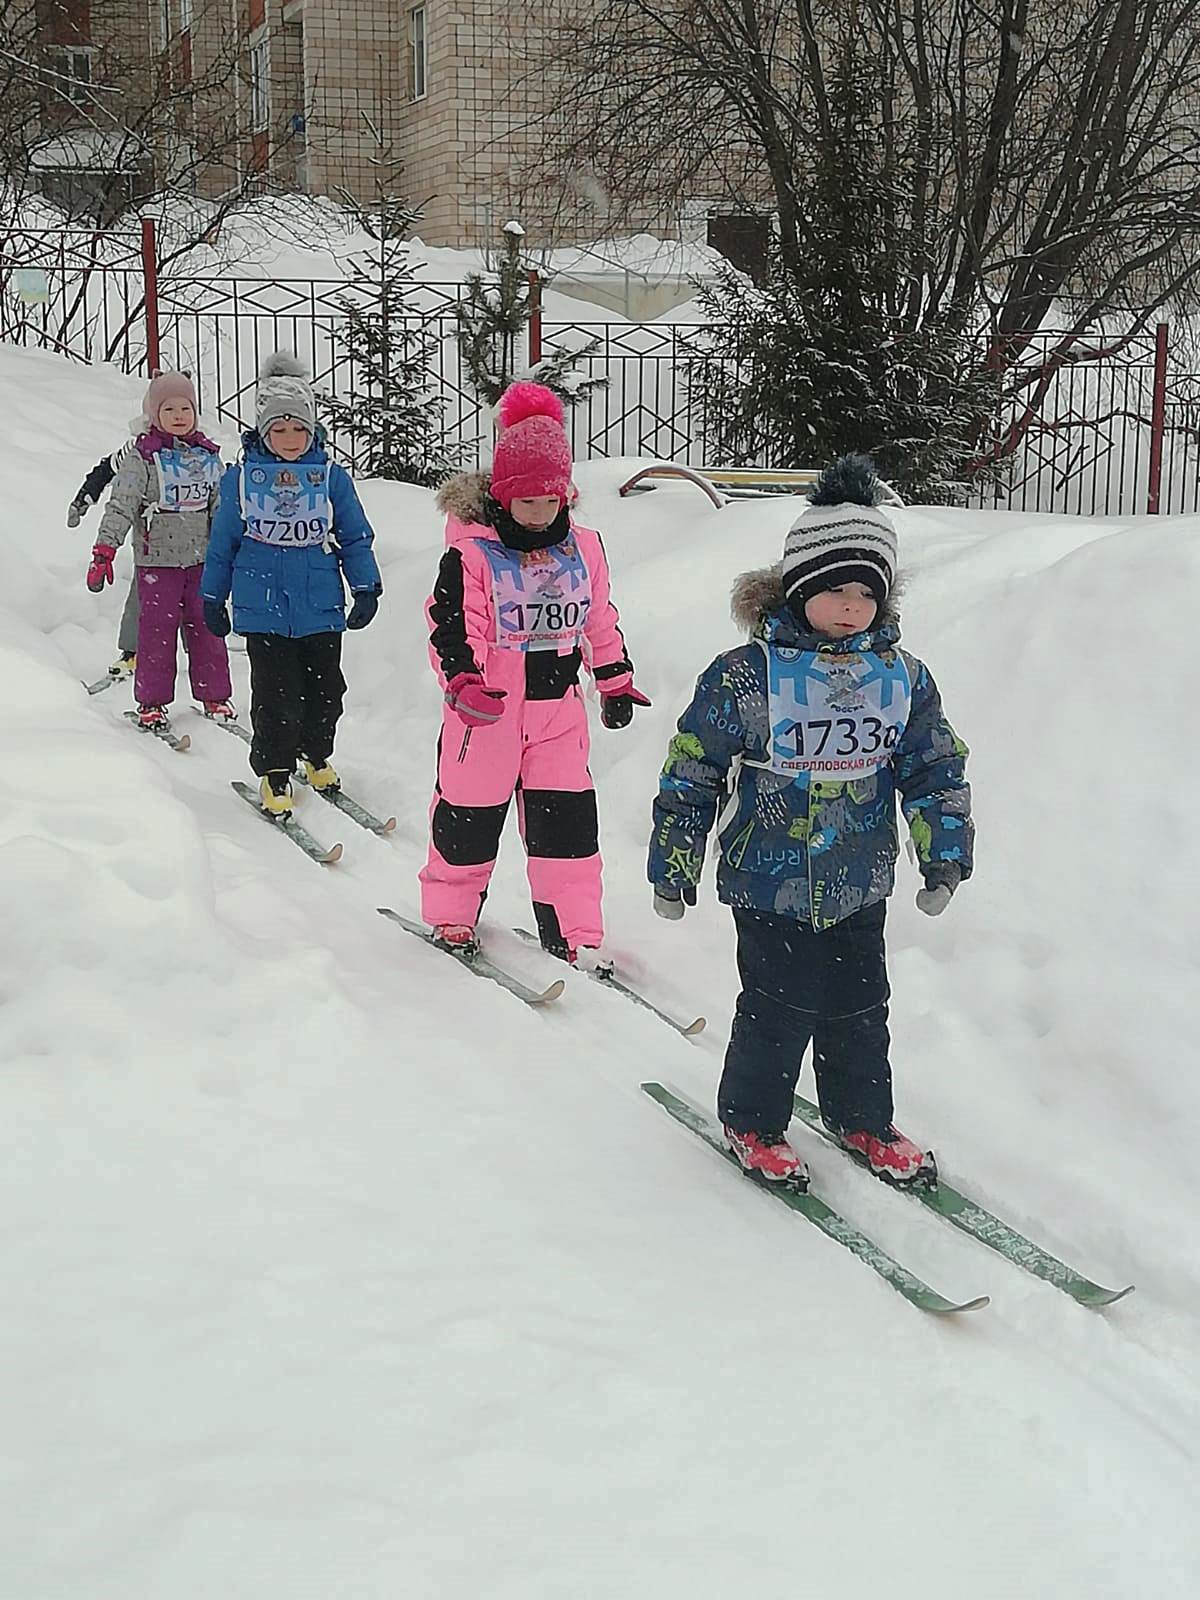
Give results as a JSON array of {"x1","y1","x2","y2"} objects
[{"x1": 1, "y1": 346, "x2": 1198, "y2": 1599}]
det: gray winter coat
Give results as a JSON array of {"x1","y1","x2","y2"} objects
[{"x1": 97, "y1": 445, "x2": 220, "y2": 568}]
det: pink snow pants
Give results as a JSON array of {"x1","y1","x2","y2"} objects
[
  {"x1": 419, "y1": 686, "x2": 603, "y2": 949},
  {"x1": 135, "y1": 564, "x2": 232, "y2": 708}
]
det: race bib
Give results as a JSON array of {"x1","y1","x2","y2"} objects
[
  {"x1": 760, "y1": 644, "x2": 912, "y2": 777},
  {"x1": 155, "y1": 445, "x2": 221, "y2": 512},
  {"x1": 481, "y1": 536, "x2": 592, "y2": 652},
  {"x1": 241, "y1": 461, "x2": 331, "y2": 547}
]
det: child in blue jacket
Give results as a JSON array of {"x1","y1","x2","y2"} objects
[
  {"x1": 648, "y1": 455, "x2": 973, "y2": 1189},
  {"x1": 201, "y1": 354, "x2": 383, "y2": 815}
]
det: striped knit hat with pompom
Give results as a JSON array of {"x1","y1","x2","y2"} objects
[
  {"x1": 490, "y1": 382, "x2": 573, "y2": 508},
  {"x1": 781, "y1": 454, "x2": 898, "y2": 610}
]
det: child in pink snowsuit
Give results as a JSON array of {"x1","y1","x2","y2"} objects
[{"x1": 420, "y1": 382, "x2": 648, "y2": 961}]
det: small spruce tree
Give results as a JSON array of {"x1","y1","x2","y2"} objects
[
  {"x1": 455, "y1": 220, "x2": 608, "y2": 410},
  {"x1": 325, "y1": 118, "x2": 466, "y2": 485}
]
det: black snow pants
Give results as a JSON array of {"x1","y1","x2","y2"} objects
[
  {"x1": 718, "y1": 902, "x2": 894, "y2": 1139},
  {"x1": 245, "y1": 632, "x2": 346, "y2": 777}
]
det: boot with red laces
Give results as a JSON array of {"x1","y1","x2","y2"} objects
[
  {"x1": 202, "y1": 699, "x2": 236, "y2": 719},
  {"x1": 839, "y1": 1126, "x2": 936, "y2": 1186},
  {"x1": 433, "y1": 923, "x2": 479, "y2": 956},
  {"x1": 137, "y1": 704, "x2": 169, "y2": 730},
  {"x1": 724, "y1": 1126, "x2": 810, "y2": 1190}
]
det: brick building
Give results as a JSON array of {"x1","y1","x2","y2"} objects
[{"x1": 24, "y1": 0, "x2": 762, "y2": 258}]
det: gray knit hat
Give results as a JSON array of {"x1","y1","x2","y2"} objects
[
  {"x1": 781, "y1": 454, "x2": 898, "y2": 610},
  {"x1": 255, "y1": 351, "x2": 316, "y2": 438}
]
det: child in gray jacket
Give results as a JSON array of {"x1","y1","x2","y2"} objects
[{"x1": 88, "y1": 372, "x2": 233, "y2": 731}]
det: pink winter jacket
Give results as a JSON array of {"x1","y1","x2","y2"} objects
[{"x1": 427, "y1": 470, "x2": 633, "y2": 703}]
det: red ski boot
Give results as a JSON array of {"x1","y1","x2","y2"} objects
[
  {"x1": 202, "y1": 699, "x2": 236, "y2": 719},
  {"x1": 433, "y1": 923, "x2": 479, "y2": 956},
  {"x1": 724, "y1": 1126, "x2": 810, "y2": 1190},
  {"x1": 839, "y1": 1126, "x2": 936, "y2": 1186},
  {"x1": 137, "y1": 704, "x2": 169, "y2": 730}
]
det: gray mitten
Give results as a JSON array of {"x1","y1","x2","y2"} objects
[
  {"x1": 916, "y1": 862, "x2": 961, "y2": 917},
  {"x1": 66, "y1": 499, "x2": 85, "y2": 528},
  {"x1": 653, "y1": 885, "x2": 697, "y2": 921}
]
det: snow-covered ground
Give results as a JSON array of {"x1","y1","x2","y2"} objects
[{"x1": 2, "y1": 343, "x2": 1198, "y2": 1598}]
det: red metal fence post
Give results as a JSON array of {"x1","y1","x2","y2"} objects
[
  {"x1": 527, "y1": 270, "x2": 542, "y2": 369},
  {"x1": 140, "y1": 217, "x2": 160, "y2": 375},
  {"x1": 1147, "y1": 322, "x2": 1169, "y2": 514}
]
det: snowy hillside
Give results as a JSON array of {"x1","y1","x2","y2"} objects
[{"x1": 2, "y1": 343, "x2": 1198, "y2": 1599}]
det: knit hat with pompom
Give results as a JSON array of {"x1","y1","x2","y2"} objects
[
  {"x1": 255, "y1": 351, "x2": 316, "y2": 439},
  {"x1": 490, "y1": 382, "x2": 573, "y2": 509},
  {"x1": 781, "y1": 453, "x2": 898, "y2": 610}
]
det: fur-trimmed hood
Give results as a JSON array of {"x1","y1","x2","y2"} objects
[
  {"x1": 436, "y1": 468, "x2": 491, "y2": 526},
  {"x1": 731, "y1": 563, "x2": 902, "y2": 642}
]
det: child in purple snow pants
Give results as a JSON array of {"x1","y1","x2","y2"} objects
[{"x1": 88, "y1": 370, "x2": 232, "y2": 724}]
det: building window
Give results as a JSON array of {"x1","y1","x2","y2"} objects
[
  {"x1": 250, "y1": 37, "x2": 270, "y2": 132},
  {"x1": 410, "y1": 5, "x2": 427, "y2": 100},
  {"x1": 46, "y1": 47, "x2": 92, "y2": 106},
  {"x1": 159, "y1": 0, "x2": 171, "y2": 46},
  {"x1": 179, "y1": 0, "x2": 192, "y2": 29}
]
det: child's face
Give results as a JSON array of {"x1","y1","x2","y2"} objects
[
  {"x1": 804, "y1": 583, "x2": 878, "y2": 639},
  {"x1": 158, "y1": 400, "x2": 196, "y2": 435},
  {"x1": 509, "y1": 494, "x2": 562, "y2": 531},
  {"x1": 268, "y1": 418, "x2": 312, "y2": 461}
]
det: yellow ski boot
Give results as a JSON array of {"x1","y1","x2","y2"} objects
[
  {"x1": 109, "y1": 650, "x2": 136, "y2": 679},
  {"x1": 259, "y1": 771, "x2": 294, "y2": 816},
  {"x1": 302, "y1": 757, "x2": 340, "y2": 792}
]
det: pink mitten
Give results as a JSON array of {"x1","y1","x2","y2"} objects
[
  {"x1": 86, "y1": 544, "x2": 117, "y2": 592},
  {"x1": 445, "y1": 672, "x2": 507, "y2": 726}
]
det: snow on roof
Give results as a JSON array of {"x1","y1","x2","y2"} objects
[{"x1": 29, "y1": 130, "x2": 148, "y2": 173}]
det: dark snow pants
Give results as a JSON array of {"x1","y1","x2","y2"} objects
[
  {"x1": 245, "y1": 631, "x2": 345, "y2": 777},
  {"x1": 718, "y1": 902, "x2": 894, "y2": 1138}
]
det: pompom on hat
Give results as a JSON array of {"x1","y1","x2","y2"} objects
[
  {"x1": 489, "y1": 381, "x2": 573, "y2": 509},
  {"x1": 781, "y1": 453, "x2": 898, "y2": 611},
  {"x1": 255, "y1": 351, "x2": 316, "y2": 439}
]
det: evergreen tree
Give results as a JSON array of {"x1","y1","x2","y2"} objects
[
  {"x1": 325, "y1": 187, "x2": 466, "y2": 485},
  {"x1": 689, "y1": 37, "x2": 1000, "y2": 504},
  {"x1": 455, "y1": 221, "x2": 608, "y2": 410}
]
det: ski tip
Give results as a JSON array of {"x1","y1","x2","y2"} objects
[
  {"x1": 380, "y1": 817, "x2": 398, "y2": 834},
  {"x1": 173, "y1": 733, "x2": 191, "y2": 752},
  {"x1": 1080, "y1": 1284, "x2": 1136, "y2": 1309},
  {"x1": 530, "y1": 978, "x2": 566, "y2": 1005},
  {"x1": 681, "y1": 1016, "x2": 707, "y2": 1037},
  {"x1": 321, "y1": 842, "x2": 344, "y2": 865},
  {"x1": 934, "y1": 1294, "x2": 991, "y2": 1315}
]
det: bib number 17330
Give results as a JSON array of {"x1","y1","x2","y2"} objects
[{"x1": 784, "y1": 715, "x2": 900, "y2": 759}]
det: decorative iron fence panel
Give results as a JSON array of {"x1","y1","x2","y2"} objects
[
  {"x1": 5, "y1": 222, "x2": 1200, "y2": 512},
  {"x1": 969, "y1": 329, "x2": 1169, "y2": 517},
  {"x1": 0, "y1": 226, "x2": 148, "y2": 368}
]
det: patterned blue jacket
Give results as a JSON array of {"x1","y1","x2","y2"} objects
[
  {"x1": 201, "y1": 430, "x2": 381, "y2": 638},
  {"x1": 648, "y1": 567, "x2": 973, "y2": 929}
]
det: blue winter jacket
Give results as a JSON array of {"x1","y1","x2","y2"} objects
[
  {"x1": 648, "y1": 566, "x2": 973, "y2": 930},
  {"x1": 201, "y1": 430, "x2": 382, "y2": 638}
]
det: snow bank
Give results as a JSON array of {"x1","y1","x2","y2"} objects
[{"x1": 2, "y1": 345, "x2": 1198, "y2": 1599}]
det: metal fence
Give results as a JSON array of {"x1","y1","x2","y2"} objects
[{"x1": 3, "y1": 219, "x2": 1199, "y2": 515}]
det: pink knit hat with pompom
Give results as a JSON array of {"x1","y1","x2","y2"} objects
[{"x1": 490, "y1": 382, "x2": 573, "y2": 509}]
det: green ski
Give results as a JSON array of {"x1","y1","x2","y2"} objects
[
  {"x1": 642, "y1": 1083, "x2": 989, "y2": 1316},
  {"x1": 791, "y1": 1093, "x2": 1133, "y2": 1308}
]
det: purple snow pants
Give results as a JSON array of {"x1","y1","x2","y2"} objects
[{"x1": 135, "y1": 564, "x2": 232, "y2": 708}]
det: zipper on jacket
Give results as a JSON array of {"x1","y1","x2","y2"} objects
[{"x1": 458, "y1": 727, "x2": 472, "y2": 763}]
